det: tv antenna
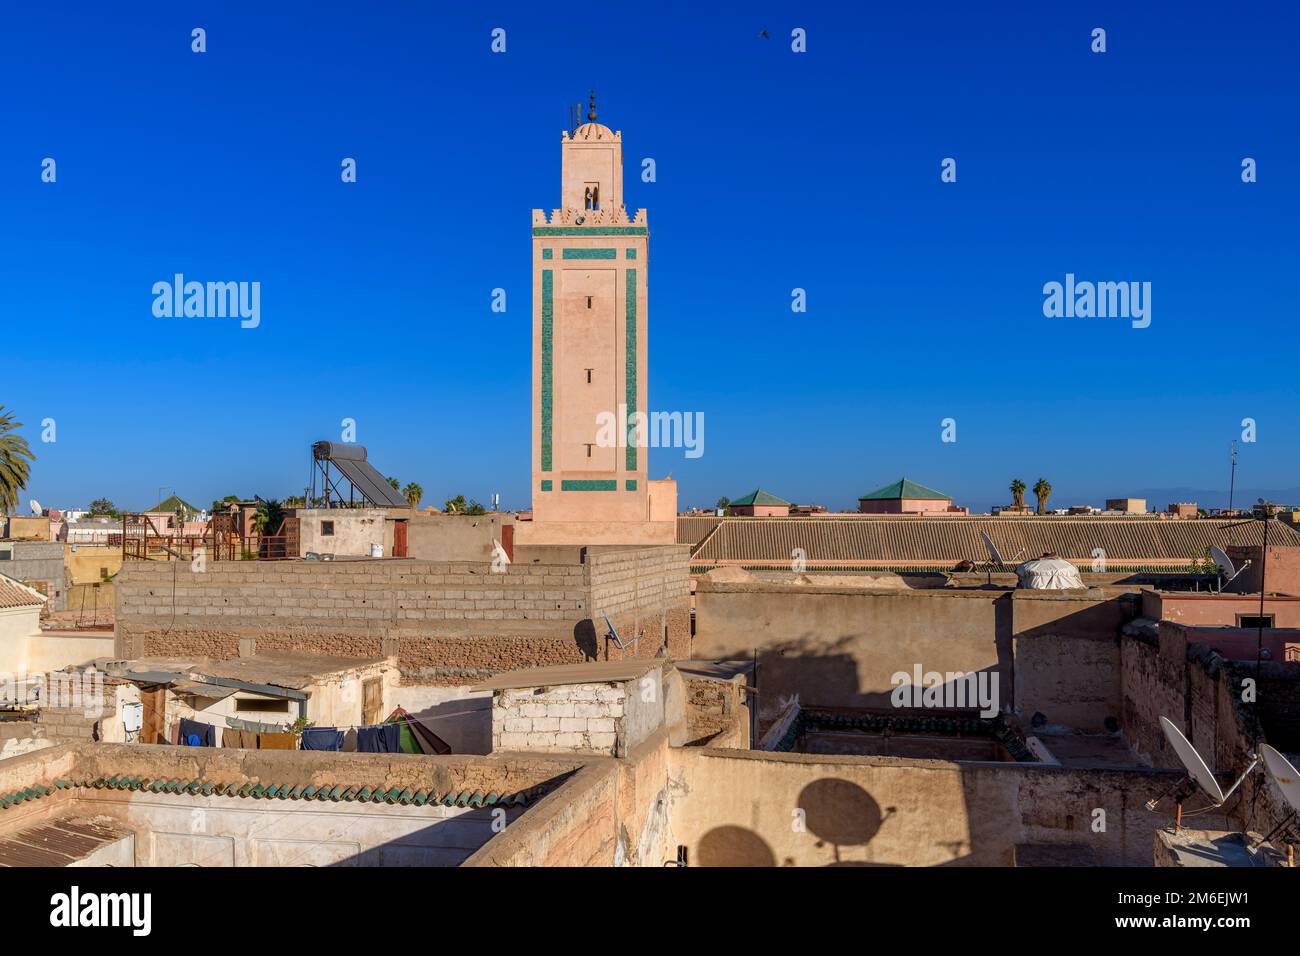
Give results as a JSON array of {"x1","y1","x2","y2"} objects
[
  {"x1": 1209, "y1": 545, "x2": 1250, "y2": 592},
  {"x1": 1253, "y1": 744, "x2": 1300, "y2": 863},
  {"x1": 1146, "y1": 716, "x2": 1258, "y2": 830},
  {"x1": 1228, "y1": 440, "x2": 1238, "y2": 513}
]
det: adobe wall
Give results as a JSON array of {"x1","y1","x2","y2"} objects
[
  {"x1": 694, "y1": 581, "x2": 1131, "y2": 733},
  {"x1": 115, "y1": 548, "x2": 690, "y2": 684},
  {"x1": 1119, "y1": 629, "x2": 1297, "y2": 837},
  {"x1": 466, "y1": 727, "x2": 678, "y2": 868},
  {"x1": 1143, "y1": 590, "x2": 1300, "y2": 627},
  {"x1": 693, "y1": 582, "x2": 1008, "y2": 730},
  {"x1": 666, "y1": 747, "x2": 1189, "y2": 867},
  {"x1": 1010, "y1": 591, "x2": 1130, "y2": 732}
]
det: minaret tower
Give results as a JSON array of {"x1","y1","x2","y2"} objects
[{"x1": 525, "y1": 93, "x2": 676, "y2": 545}]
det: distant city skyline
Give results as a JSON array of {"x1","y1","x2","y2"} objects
[{"x1": 5, "y1": 3, "x2": 1297, "y2": 516}]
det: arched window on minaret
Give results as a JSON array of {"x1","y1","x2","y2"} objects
[
  {"x1": 584, "y1": 187, "x2": 593, "y2": 210},
  {"x1": 591, "y1": 184, "x2": 599, "y2": 210}
]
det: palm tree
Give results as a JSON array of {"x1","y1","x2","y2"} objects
[
  {"x1": 403, "y1": 482, "x2": 423, "y2": 508},
  {"x1": 0, "y1": 407, "x2": 34, "y2": 516},
  {"x1": 387, "y1": 476, "x2": 400, "y2": 491},
  {"x1": 1033, "y1": 478, "x2": 1052, "y2": 515},
  {"x1": 1009, "y1": 479, "x2": 1026, "y2": 510}
]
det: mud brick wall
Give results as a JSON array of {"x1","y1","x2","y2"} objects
[{"x1": 116, "y1": 549, "x2": 691, "y2": 683}]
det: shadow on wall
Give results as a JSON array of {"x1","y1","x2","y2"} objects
[
  {"x1": 406, "y1": 698, "x2": 493, "y2": 756},
  {"x1": 574, "y1": 620, "x2": 598, "y2": 661},
  {"x1": 695, "y1": 777, "x2": 900, "y2": 867}
]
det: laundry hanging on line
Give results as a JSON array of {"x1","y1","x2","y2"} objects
[
  {"x1": 356, "y1": 723, "x2": 402, "y2": 753},
  {"x1": 301, "y1": 727, "x2": 344, "y2": 752},
  {"x1": 221, "y1": 726, "x2": 256, "y2": 749},
  {"x1": 179, "y1": 718, "x2": 216, "y2": 747}
]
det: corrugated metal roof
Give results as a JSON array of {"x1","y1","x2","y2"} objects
[
  {"x1": 689, "y1": 516, "x2": 1300, "y2": 564},
  {"x1": 0, "y1": 817, "x2": 132, "y2": 867}
]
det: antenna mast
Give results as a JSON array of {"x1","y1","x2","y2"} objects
[{"x1": 1229, "y1": 440, "x2": 1238, "y2": 512}]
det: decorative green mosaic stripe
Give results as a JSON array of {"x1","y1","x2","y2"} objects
[
  {"x1": 541, "y1": 248, "x2": 553, "y2": 259},
  {"x1": 562, "y1": 248, "x2": 616, "y2": 259},
  {"x1": 532, "y1": 227, "x2": 648, "y2": 237},
  {"x1": 540, "y1": 480, "x2": 552, "y2": 491},
  {"x1": 625, "y1": 268, "x2": 637, "y2": 471},
  {"x1": 541, "y1": 270, "x2": 553, "y2": 472},
  {"x1": 625, "y1": 248, "x2": 637, "y2": 259},
  {"x1": 561, "y1": 480, "x2": 617, "y2": 491},
  {"x1": 626, "y1": 480, "x2": 637, "y2": 491}
]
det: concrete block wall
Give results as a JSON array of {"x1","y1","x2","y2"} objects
[
  {"x1": 115, "y1": 547, "x2": 693, "y2": 682},
  {"x1": 493, "y1": 683, "x2": 627, "y2": 755},
  {"x1": 587, "y1": 547, "x2": 692, "y2": 661},
  {"x1": 0, "y1": 541, "x2": 67, "y2": 611}
]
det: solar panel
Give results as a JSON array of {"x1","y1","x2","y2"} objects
[{"x1": 312, "y1": 442, "x2": 409, "y2": 508}]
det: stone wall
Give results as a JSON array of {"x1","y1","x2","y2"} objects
[
  {"x1": 1119, "y1": 628, "x2": 1296, "y2": 840},
  {"x1": 694, "y1": 579, "x2": 1132, "y2": 735},
  {"x1": 115, "y1": 547, "x2": 691, "y2": 684},
  {"x1": 493, "y1": 682, "x2": 625, "y2": 755},
  {"x1": 667, "y1": 747, "x2": 1191, "y2": 867}
]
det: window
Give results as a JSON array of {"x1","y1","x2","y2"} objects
[
  {"x1": 585, "y1": 368, "x2": 593, "y2": 383},
  {"x1": 321, "y1": 520, "x2": 335, "y2": 536},
  {"x1": 1237, "y1": 614, "x2": 1274, "y2": 629},
  {"x1": 234, "y1": 697, "x2": 291, "y2": 713},
  {"x1": 586, "y1": 296, "x2": 593, "y2": 309},
  {"x1": 0, "y1": 550, "x2": 9, "y2": 561},
  {"x1": 584, "y1": 183, "x2": 600, "y2": 210}
]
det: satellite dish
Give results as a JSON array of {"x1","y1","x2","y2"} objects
[
  {"x1": 29, "y1": 499, "x2": 42, "y2": 515},
  {"x1": 1254, "y1": 745, "x2": 1300, "y2": 854},
  {"x1": 979, "y1": 532, "x2": 1025, "y2": 570},
  {"x1": 1160, "y1": 716, "x2": 1225, "y2": 805},
  {"x1": 1209, "y1": 545, "x2": 1249, "y2": 586},
  {"x1": 1261, "y1": 745, "x2": 1300, "y2": 812}
]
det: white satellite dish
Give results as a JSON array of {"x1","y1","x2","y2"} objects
[
  {"x1": 1209, "y1": 545, "x2": 1249, "y2": 587},
  {"x1": 29, "y1": 499, "x2": 42, "y2": 515},
  {"x1": 979, "y1": 531, "x2": 1025, "y2": 568},
  {"x1": 1254, "y1": 744, "x2": 1300, "y2": 853},
  {"x1": 1260, "y1": 744, "x2": 1300, "y2": 813},
  {"x1": 1160, "y1": 716, "x2": 1225, "y2": 805}
]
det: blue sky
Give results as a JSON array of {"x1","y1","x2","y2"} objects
[{"x1": 3, "y1": 1, "x2": 1296, "y2": 513}]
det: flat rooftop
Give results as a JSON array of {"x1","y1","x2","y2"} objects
[
  {"x1": 472, "y1": 659, "x2": 663, "y2": 691},
  {"x1": 112, "y1": 651, "x2": 389, "y2": 691}
]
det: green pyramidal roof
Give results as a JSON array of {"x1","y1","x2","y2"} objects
[
  {"x1": 730, "y1": 489, "x2": 790, "y2": 507},
  {"x1": 858, "y1": 478, "x2": 950, "y2": 501},
  {"x1": 146, "y1": 494, "x2": 201, "y2": 515}
]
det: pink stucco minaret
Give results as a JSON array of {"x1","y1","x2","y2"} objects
[{"x1": 520, "y1": 93, "x2": 677, "y2": 546}]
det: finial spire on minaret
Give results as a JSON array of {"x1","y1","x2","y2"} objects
[{"x1": 587, "y1": 90, "x2": 597, "y2": 123}]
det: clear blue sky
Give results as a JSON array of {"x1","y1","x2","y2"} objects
[{"x1": 4, "y1": 1, "x2": 1297, "y2": 514}]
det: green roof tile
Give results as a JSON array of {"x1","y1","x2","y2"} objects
[
  {"x1": 858, "y1": 477, "x2": 950, "y2": 501},
  {"x1": 729, "y1": 488, "x2": 790, "y2": 507}
]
